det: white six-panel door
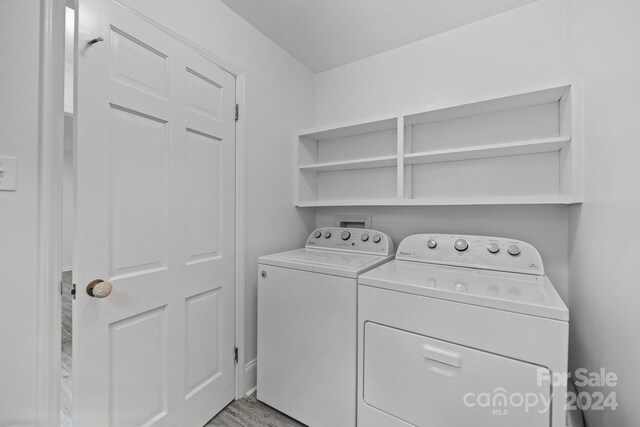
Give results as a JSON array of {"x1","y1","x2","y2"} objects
[{"x1": 74, "y1": 1, "x2": 236, "y2": 425}]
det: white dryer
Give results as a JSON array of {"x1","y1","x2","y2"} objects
[
  {"x1": 258, "y1": 227, "x2": 395, "y2": 427},
  {"x1": 358, "y1": 234, "x2": 569, "y2": 427}
]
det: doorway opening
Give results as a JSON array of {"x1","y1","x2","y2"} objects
[{"x1": 61, "y1": 3, "x2": 75, "y2": 426}]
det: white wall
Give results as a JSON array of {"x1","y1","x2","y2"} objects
[
  {"x1": 314, "y1": 0, "x2": 571, "y2": 299},
  {"x1": 0, "y1": 1, "x2": 42, "y2": 424},
  {"x1": 112, "y1": 0, "x2": 316, "y2": 390},
  {"x1": 567, "y1": 1, "x2": 640, "y2": 425},
  {"x1": 315, "y1": 0, "x2": 567, "y2": 125}
]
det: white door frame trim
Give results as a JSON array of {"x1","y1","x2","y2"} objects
[{"x1": 39, "y1": 2, "x2": 248, "y2": 424}]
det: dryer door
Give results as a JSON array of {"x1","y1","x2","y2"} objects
[{"x1": 363, "y1": 322, "x2": 551, "y2": 427}]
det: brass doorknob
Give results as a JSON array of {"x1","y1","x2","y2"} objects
[{"x1": 86, "y1": 279, "x2": 113, "y2": 298}]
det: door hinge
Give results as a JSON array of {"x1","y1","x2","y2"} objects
[
  {"x1": 235, "y1": 104, "x2": 239, "y2": 122},
  {"x1": 60, "y1": 280, "x2": 63, "y2": 296},
  {"x1": 71, "y1": 283, "x2": 76, "y2": 300},
  {"x1": 234, "y1": 346, "x2": 239, "y2": 364}
]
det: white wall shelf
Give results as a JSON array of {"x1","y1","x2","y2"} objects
[
  {"x1": 299, "y1": 117, "x2": 397, "y2": 140},
  {"x1": 300, "y1": 155, "x2": 397, "y2": 172},
  {"x1": 294, "y1": 83, "x2": 583, "y2": 207},
  {"x1": 404, "y1": 136, "x2": 571, "y2": 165}
]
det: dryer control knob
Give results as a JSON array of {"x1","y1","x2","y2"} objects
[
  {"x1": 487, "y1": 243, "x2": 500, "y2": 254},
  {"x1": 427, "y1": 239, "x2": 437, "y2": 249},
  {"x1": 507, "y1": 245, "x2": 521, "y2": 256},
  {"x1": 324, "y1": 231, "x2": 332, "y2": 239},
  {"x1": 454, "y1": 239, "x2": 469, "y2": 252},
  {"x1": 314, "y1": 231, "x2": 322, "y2": 239},
  {"x1": 361, "y1": 234, "x2": 369, "y2": 242},
  {"x1": 341, "y1": 231, "x2": 351, "y2": 241},
  {"x1": 372, "y1": 235, "x2": 382, "y2": 244}
]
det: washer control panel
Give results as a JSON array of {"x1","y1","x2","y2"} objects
[
  {"x1": 396, "y1": 234, "x2": 544, "y2": 275},
  {"x1": 306, "y1": 227, "x2": 394, "y2": 255}
]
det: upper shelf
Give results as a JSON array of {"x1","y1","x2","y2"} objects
[
  {"x1": 299, "y1": 117, "x2": 397, "y2": 141},
  {"x1": 403, "y1": 84, "x2": 570, "y2": 126},
  {"x1": 404, "y1": 136, "x2": 571, "y2": 165},
  {"x1": 297, "y1": 83, "x2": 571, "y2": 141}
]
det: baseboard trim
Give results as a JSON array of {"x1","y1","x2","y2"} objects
[{"x1": 244, "y1": 358, "x2": 257, "y2": 396}]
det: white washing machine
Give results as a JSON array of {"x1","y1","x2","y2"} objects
[
  {"x1": 358, "y1": 234, "x2": 569, "y2": 427},
  {"x1": 257, "y1": 227, "x2": 394, "y2": 427}
]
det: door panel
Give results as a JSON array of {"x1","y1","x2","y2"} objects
[
  {"x1": 75, "y1": 1, "x2": 236, "y2": 425},
  {"x1": 185, "y1": 289, "x2": 222, "y2": 398},
  {"x1": 186, "y1": 68, "x2": 223, "y2": 121},
  {"x1": 185, "y1": 129, "x2": 222, "y2": 263},
  {"x1": 110, "y1": 27, "x2": 169, "y2": 98},
  {"x1": 110, "y1": 106, "x2": 168, "y2": 276},
  {"x1": 110, "y1": 307, "x2": 168, "y2": 426}
]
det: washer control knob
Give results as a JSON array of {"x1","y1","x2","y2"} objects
[
  {"x1": 324, "y1": 231, "x2": 332, "y2": 239},
  {"x1": 341, "y1": 231, "x2": 351, "y2": 241},
  {"x1": 361, "y1": 234, "x2": 369, "y2": 242},
  {"x1": 427, "y1": 239, "x2": 437, "y2": 249},
  {"x1": 487, "y1": 243, "x2": 500, "y2": 254},
  {"x1": 507, "y1": 245, "x2": 521, "y2": 256},
  {"x1": 372, "y1": 235, "x2": 382, "y2": 244},
  {"x1": 454, "y1": 239, "x2": 469, "y2": 252},
  {"x1": 314, "y1": 231, "x2": 322, "y2": 239},
  {"x1": 454, "y1": 282, "x2": 468, "y2": 293}
]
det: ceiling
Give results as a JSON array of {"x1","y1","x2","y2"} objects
[{"x1": 220, "y1": 0, "x2": 539, "y2": 72}]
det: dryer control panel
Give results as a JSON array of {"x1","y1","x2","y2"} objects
[
  {"x1": 306, "y1": 227, "x2": 394, "y2": 256},
  {"x1": 396, "y1": 234, "x2": 544, "y2": 275}
]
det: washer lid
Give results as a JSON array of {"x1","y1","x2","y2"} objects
[
  {"x1": 259, "y1": 248, "x2": 393, "y2": 278},
  {"x1": 359, "y1": 260, "x2": 568, "y2": 321}
]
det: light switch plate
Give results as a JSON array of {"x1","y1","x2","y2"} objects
[{"x1": 0, "y1": 156, "x2": 17, "y2": 191}]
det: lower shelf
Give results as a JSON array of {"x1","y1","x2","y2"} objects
[{"x1": 295, "y1": 195, "x2": 582, "y2": 207}]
